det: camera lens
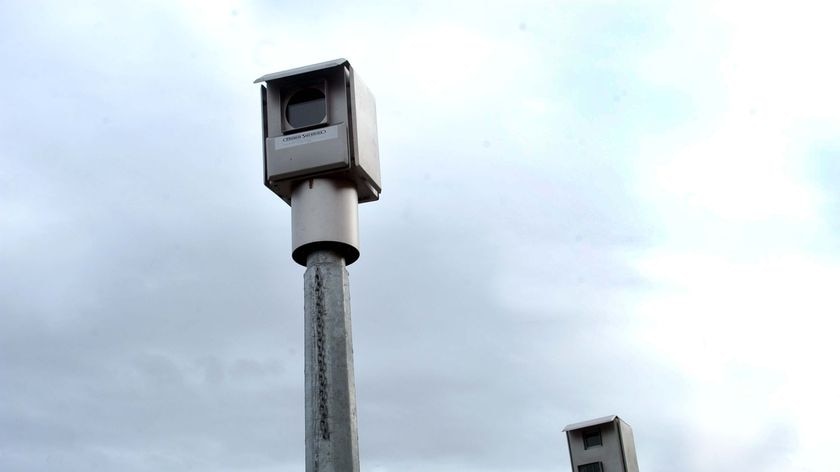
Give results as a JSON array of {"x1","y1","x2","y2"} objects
[{"x1": 286, "y1": 88, "x2": 326, "y2": 128}]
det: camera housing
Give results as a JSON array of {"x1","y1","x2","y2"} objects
[{"x1": 255, "y1": 58, "x2": 381, "y2": 205}]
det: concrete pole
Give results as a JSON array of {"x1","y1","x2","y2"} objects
[{"x1": 304, "y1": 249, "x2": 360, "y2": 472}]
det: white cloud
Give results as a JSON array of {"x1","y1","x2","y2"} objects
[
  {"x1": 631, "y1": 250, "x2": 840, "y2": 468},
  {"x1": 623, "y1": 1, "x2": 840, "y2": 469},
  {"x1": 4, "y1": 0, "x2": 840, "y2": 471}
]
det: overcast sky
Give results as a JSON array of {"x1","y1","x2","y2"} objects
[{"x1": 2, "y1": 1, "x2": 840, "y2": 471}]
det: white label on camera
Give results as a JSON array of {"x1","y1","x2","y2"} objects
[{"x1": 274, "y1": 125, "x2": 339, "y2": 150}]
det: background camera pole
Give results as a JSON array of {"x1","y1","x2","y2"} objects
[{"x1": 303, "y1": 249, "x2": 360, "y2": 472}]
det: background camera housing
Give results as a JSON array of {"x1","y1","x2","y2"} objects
[{"x1": 256, "y1": 59, "x2": 381, "y2": 205}]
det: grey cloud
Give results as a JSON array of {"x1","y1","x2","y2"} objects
[{"x1": 0, "y1": 1, "x2": 773, "y2": 471}]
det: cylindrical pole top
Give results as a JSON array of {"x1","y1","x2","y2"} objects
[{"x1": 291, "y1": 178, "x2": 359, "y2": 266}]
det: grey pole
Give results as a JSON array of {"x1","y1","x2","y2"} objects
[
  {"x1": 255, "y1": 59, "x2": 379, "y2": 472},
  {"x1": 304, "y1": 249, "x2": 360, "y2": 472}
]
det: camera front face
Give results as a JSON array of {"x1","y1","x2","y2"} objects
[
  {"x1": 283, "y1": 82, "x2": 328, "y2": 131},
  {"x1": 257, "y1": 59, "x2": 380, "y2": 205},
  {"x1": 261, "y1": 66, "x2": 351, "y2": 185},
  {"x1": 264, "y1": 69, "x2": 347, "y2": 137}
]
